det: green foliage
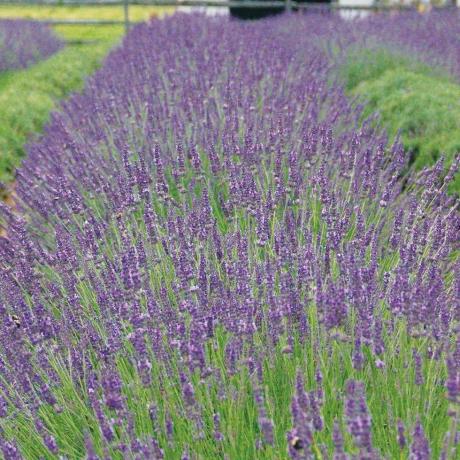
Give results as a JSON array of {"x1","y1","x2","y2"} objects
[
  {"x1": 54, "y1": 24, "x2": 125, "y2": 43},
  {"x1": 340, "y1": 47, "x2": 460, "y2": 192},
  {"x1": 0, "y1": 41, "x2": 113, "y2": 187},
  {"x1": 354, "y1": 69, "x2": 460, "y2": 192},
  {"x1": 339, "y1": 46, "x2": 453, "y2": 92}
]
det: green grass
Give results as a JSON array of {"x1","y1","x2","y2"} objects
[
  {"x1": 0, "y1": 41, "x2": 114, "y2": 187},
  {"x1": 54, "y1": 24, "x2": 125, "y2": 43},
  {"x1": 340, "y1": 47, "x2": 460, "y2": 193}
]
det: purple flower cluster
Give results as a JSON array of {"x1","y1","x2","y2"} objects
[
  {"x1": 0, "y1": 12, "x2": 458, "y2": 458},
  {"x1": 345, "y1": 380, "x2": 373, "y2": 456},
  {"x1": 0, "y1": 19, "x2": 62, "y2": 73}
]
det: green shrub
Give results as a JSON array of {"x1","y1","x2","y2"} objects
[
  {"x1": 339, "y1": 47, "x2": 460, "y2": 193},
  {"x1": 353, "y1": 69, "x2": 460, "y2": 192},
  {"x1": 339, "y1": 46, "x2": 453, "y2": 91}
]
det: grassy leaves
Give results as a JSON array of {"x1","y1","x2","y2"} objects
[
  {"x1": 354, "y1": 70, "x2": 460, "y2": 189},
  {"x1": 339, "y1": 46, "x2": 460, "y2": 193}
]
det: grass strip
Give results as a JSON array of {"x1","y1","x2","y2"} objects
[
  {"x1": 0, "y1": 5, "x2": 174, "y2": 189},
  {"x1": 0, "y1": 41, "x2": 114, "y2": 187}
]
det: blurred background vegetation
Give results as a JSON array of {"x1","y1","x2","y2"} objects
[
  {"x1": 0, "y1": 5, "x2": 174, "y2": 41},
  {"x1": 0, "y1": 4, "x2": 173, "y2": 188},
  {"x1": 0, "y1": 4, "x2": 459, "y2": 192}
]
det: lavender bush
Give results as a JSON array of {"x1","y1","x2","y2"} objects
[
  {"x1": 353, "y1": 9, "x2": 460, "y2": 81},
  {"x1": 0, "y1": 20, "x2": 62, "y2": 73},
  {"x1": 0, "y1": 13, "x2": 458, "y2": 459},
  {"x1": 335, "y1": 9, "x2": 460, "y2": 192}
]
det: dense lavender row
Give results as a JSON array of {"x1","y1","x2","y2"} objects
[
  {"x1": 0, "y1": 13, "x2": 459, "y2": 459},
  {"x1": 0, "y1": 20, "x2": 62, "y2": 73},
  {"x1": 353, "y1": 9, "x2": 460, "y2": 80}
]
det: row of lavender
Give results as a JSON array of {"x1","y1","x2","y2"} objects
[
  {"x1": 0, "y1": 20, "x2": 62, "y2": 73},
  {"x1": 351, "y1": 9, "x2": 460, "y2": 81},
  {"x1": 0, "y1": 12, "x2": 458, "y2": 459}
]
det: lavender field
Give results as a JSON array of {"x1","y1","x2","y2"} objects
[
  {"x1": 0, "y1": 20, "x2": 62, "y2": 72},
  {"x1": 0, "y1": 11, "x2": 459, "y2": 460}
]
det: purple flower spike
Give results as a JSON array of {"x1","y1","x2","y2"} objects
[
  {"x1": 259, "y1": 416, "x2": 275, "y2": 446},
  {"x1": 397, "y1": 420, "x2": 406, "y2": 450},
  {"x1": 0, "y1": 440, "x2": 23, "y2": 460},
  {"x1": 345, "y1": 380, "x2": 374, "y2": 456},
  {"x1": 333, "y1": 421, "x2": 349, "y2": 460},
  {"x1": 409, "y1": 419, "x2": 431, "y2": 460},
  {"x1": 102, "y1": 370, "x2": 124, "y2": 411}
]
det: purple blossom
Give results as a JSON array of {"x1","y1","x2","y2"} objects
[
  {"x1": 333, "y1": 421, "x2": 349, "y2": 460},
  {"x1": 413, "y1": 349, "x2": 424, "y2": 386},
  {"x1": 213, "y1": 413, "x2": 224, "y2": 442},
  {"x1": 102, "y1": 370, "x2": 124, "y2": 411},
  {"x1": 397, "y1": 420, "x2": 406, "y2": 450},
  {"x1": 345, "y1": 380, "x2": 374, "y2": 455},
  {"x1": 259, "y1": 416, "x2": 274, "y2": 446},
  {"x1": 0, "y1": 439, "x2": 23, "y2": 460},
  {"x1": 409, "y1": 419, "x2": 431, "y2": 460},
  {"x1": 446, "y1": 334, "x2": 460, "y2": 403}
]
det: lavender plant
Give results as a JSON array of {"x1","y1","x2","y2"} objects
[
  {"x1": 0, "y1": 19, "x2": 62, "y2": 73},
  {"x1": 353, "y1": 9, "x2": 460, "y2": 81},
  {"x1": 0, "y1": 13, "x2": 458, "y2": 459}
]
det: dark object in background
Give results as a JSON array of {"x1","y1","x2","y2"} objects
[
  {"x1": 229, "y1": 0, "x2": 331, "y2": 20},
  {"x1": 229, "y1": 0, "x2": 283, "y2": 19}
]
